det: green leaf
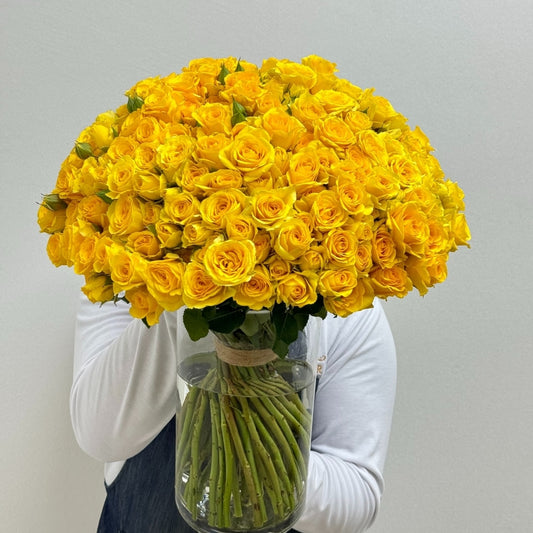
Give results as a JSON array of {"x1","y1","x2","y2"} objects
[
  {"x1": 75, "y1": 142, "x2": 93, "y2": 159},
  {"x1": 272, "y1": 337, "x2": 289, "y2": 358},
  {"x1": 217, "y1": 63, "x2": 230, "y2": 85},
  {"x1": 183, "y1": 308, "x2": 210, "y2": 341},
  {"x1": 231, "y1": 99, "x2": 247, "y2": 127},
  {"x1": 127, "y1": 94, "x2": 144, "y2": 113},
  {"x1": 272, "y1": 304, "x2": 299, "y2": 346},
  {"x1": 297, "y1": 295, "x2": 327, "y2": 319},
  {"x1": 205, "y1": 304, "x2": 247, "y2": 333},
  {"x1": 96, "y1": 190, "x2": 113, "y2": 204}
]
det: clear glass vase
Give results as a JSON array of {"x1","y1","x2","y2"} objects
[{"x1": 175, "y1": 311, "x2": 316, "y2": 533}]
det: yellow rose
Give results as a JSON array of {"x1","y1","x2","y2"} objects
[
  {"x1": 301, "y1": 55, "x2": 337, "y2": 91},
  {"x1": 389, "y1": 155, "x2": 421, "y2": 188},
  {"x1": 267, "y1": 255, "x2": 291, "y2": 280},
  {"x1": 142, "y1": 201, "x2": 162, "y2": 226},
  {"x1": 287, "y1": 149, "x2": 322, "y2": 190},
  {"x1": 355, "y1": 241, "x2": 373, "y2": 273},
  {"x1": 366, "y1": 167, "x2": 401, "y2": 201},
  {"x1": 272, "y1": 218, "x2": 313, "y2": 261},
  {"x1": 81, "y1": 274, "x2": 114, "y2": 304},
  {"x1": 404, "y1": 255, "x2": 431, "y2": 295},
  {"x1": 154, "y1": 221, "x2": 182, "y2": 249},
  {"x1": 107, "y1": 156, "x2": 136, "y2": 198},
  {"x1": 199, "y1": 188, "x2": 247, "y2": 229},
  {"x1": 194, "y1": 133, "x2": 231, "y2": 169},
  {"x1": 355, "y1": 130, "x2": 389, "y2": 165},
  {"x1": 179, "y1": 161, "x2": 211, "y2": 194},
  {"x1": 134, "y1": 116, "x2": 162, "y2": 144},
  {"x1": 370, "y1": 265, "x2": 413, "y2": 298},
  {"x1": 298, "y1": 245, "x2": 325, "y2": 272},
  {"x1": 77, "y1": 195, "x2": 109, "y2": 228},
  {"x1": 182, "y1": 262, "x2": 234, "y2": 308},
  {"x1": 181, "y1": 222, "x2": 215, "y2": 247},
  {"x1": 93, "y1": 234, "x2": 114, "y2": 273},
  {"x1": 220, "y1": 70, "x2": 263, "y2": 111},
  {"x1": 225, "y1": 214, "x2": 257, "y2": 241},
  {"x1": 336, "y1": 177, "x2": 374, "y2": 219},
  {"x1": 314, "y1": 89, "x2": 356, "y2": 115},
  {"x1": 426, "y1": 218, "x2": 450, "y2": 255},
  {"x1": 133, "y1": 171, "x2": 166, "y2": 201},
  {"x1": 76, "y1": 157, "x2": 108, "y2": 196},
  {"x1": 196, "y1": 169, "x2": 243, "y2": 195},
  {"x1": 311, "y1": 190, "x2": 348, "y2": 231},
  {"x1": 37, "y1": 204, "x2": 66, "y2": 234},
  {"x1": 127, "y1": 230, "x2": 162, "y2": 259},
  {"x1": 255, "y1": 90, "x2": 284, "y2": 115},
  {"x1": 119, "y1": 109, "x2": 142, "y2": 138},
  {"x1": 318, "y1": 267, "x2": 358, "y2": 297},
  {"x1": 192, "y1": 103, "x2": 232, "y2": 135},
  {"x1": 163, "y1": 188, "x2": 200, "y2": 225},
  {"x1": 108, "y1": 245, "x2": 146, "y2": 292},
  {"x1": 344, "y1": 110, "x2": 373, "y2": 133},
  {"x1": 156, "y1": 135, "x2": 196, "y2": 182},
  {"x1": 133, "y1": 142, "x2": 159, "y2": 170},
  {"x1": 261, "y1": 59, "x2": 317, "y2": 90},
  {"x1": 276, "y1": 271, "x2": 318, "y2": 307},
  {"x1": 365, "y1": 95, "x2": 406, "y2": 130},
  {"x1": 450, "y1": 212, "x2": 471, "y2": 249},
  {"x1": 46, "y1": 233, "x2": 67, "y2": 267},
  {"x1": 387, "y1": 201, "x2": 430, "y2": 257},
  {"x1": 144, "y1": 259, "x2": 186, "y2": 311},
  {"x1": 253, "y1": 230, "x2": 272, "y2": 263},
  {"x1": 125, "y1": 285, "x2": 164, "y2": 326},
  {"x1": 323, "y1": 228, "x2": 357, "y2": 267},
  {"x1": 107, "y1": 194, "x2": 145, "y2": 236},
  {"x1": 323, "y1": 279, "x2": 374, "y2": 317},
  {"x1": 73, "y1": 233, "x2": 97, "y2": 275},
  {"x1": 106, "y1": 136, "x2": 138, "y2": 163},
  {"x1": 260, "y1": 107, "x2": 306, "y2": 150},
  {"x1": 250, "y1": 186, "x2": 296, "y2": 229},
  {"x1": 203, "y1": 239, "x2": 256, "y2": 286},
  {"x1": 316, "y1": 116, "x2": 356, "y2": 150},
  {"x1": 371, "y1": 224, "x2": 397, "y2": 269},
  {"x1": 427, "y1": 254, "x2": 448, "y2": 285},
  {"x1": 141, "y1": 85, "x2": 176, "y2": 122},
  {"x1": 234, "y1": 265, "x2": 275, "y2": 310},
  {"x1": 290, "y1": 93, "x2": 327, "y2": 131},
  {"x1": 219, "y1": 126, "x2": 275, "y2": 178}
]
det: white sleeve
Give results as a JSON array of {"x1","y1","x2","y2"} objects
[
  {"x1": 70, "y1": 294, "x2": 178, "y2": 462},
  {"x1": 294, "y1": 300, "x2": 397, "y2": 533}
]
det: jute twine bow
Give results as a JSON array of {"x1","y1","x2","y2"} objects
[{"x1": 214, "y1": 339, "x2": 278, "y2": 366}]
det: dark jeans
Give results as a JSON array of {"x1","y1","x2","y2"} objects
[{"x1": 97, "y1": 417, "x2": 299, "y2": 532}]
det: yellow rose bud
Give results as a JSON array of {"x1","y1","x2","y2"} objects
[
  {"x1": 81, "y1": 274, "x2": 114, "y2": 304},
  {"x1": 234, "y1": 265, "x2": 275, "y2": 310},
  {"x1": 250, "y1": 186, "x2": 296, "y2": 229},
  {"x1": 144, "y1": 259, "x2": 186, "y2": 311},
  {"x1": 203, "y1": 239, "x2": 256, "y2": 286},
  {"x1": 199, "y1": 188, "x2": 247, "y2": 229},
  {"x1": 125, "y1": 285, "x2": 164, "y2": 326},
  {"x1": 272, "y1": 218, "x2": 313, "y2": 261},
  {"x1": 276, "y1": 271, "x2": 318, "y2": 308},
  {"x1": 182, "y1": 262, "x2": 234, "y2": 308},
  {"x1": 318, "y1": 267, "x2": 358, "y2": 298},
  {"x1": 163, "y1": 188, "x2": 200, "y2": 225},
  {"x1": 219, "y1": 126, "x2": 275, "y2": 178},
  {"x1": 108, "y1": 246, "x2": 146, "y2": 292},
  {"x1": 324, "y1": 279, "x2": 373, "y2": 317},
  {"x1": 324, "y1": 228, "x2": 357, "y2": 267},
  {"x1": 127, "y1": 230, "x2": 162, "y2": 259},
  {"x1": 37, "y1": 204, "x2": 67, "y2": 234},
  {"x1": 107, "y1": 194, "x2": 145, "y2": 236},
  {"x1": 370, "y1": 265, "x2": 413, "y2": 298}
]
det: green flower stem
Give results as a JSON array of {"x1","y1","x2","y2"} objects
[
  {"x1": 271, "y1": 397, "x2": 311, "y2": 450},
  {"x1": 219, "y1": 394, "x2": 234, "y2": 527},
  {"x1": 207, "y1": 391, "x2": 223, "y2": 526}
]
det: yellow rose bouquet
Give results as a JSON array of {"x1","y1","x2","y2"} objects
[{"x1": 38, "y1": 55, "x2": 470, "y2": 532}]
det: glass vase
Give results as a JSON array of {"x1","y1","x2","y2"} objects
[{"x1": 175, "y1": 311, "x2": 316, "y2": 533}]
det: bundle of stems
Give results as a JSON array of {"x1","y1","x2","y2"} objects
[{"x1": 176, "y1": 359, "x2": 312, "y2": 531}]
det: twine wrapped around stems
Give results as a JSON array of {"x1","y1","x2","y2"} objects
[{"x1": 214, "y1": 339, "x2": 278, "y2": 366}]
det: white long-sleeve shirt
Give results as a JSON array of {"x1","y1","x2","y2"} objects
[{"x1": 71, "y1": 296, "x2": 396, "y2": 533}]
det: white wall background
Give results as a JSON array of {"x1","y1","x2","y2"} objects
[{"x1": 2, "y1": 1, "x2": 532, "y2": 531}]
